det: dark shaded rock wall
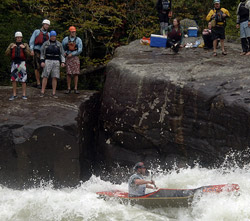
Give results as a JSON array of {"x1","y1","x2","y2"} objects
[
  {"x1": 98, "y1": 40, "x2": 250, "y2": 170},
  {"x1": 0, "y1": 87, "x2": 100, "y2": 188}
]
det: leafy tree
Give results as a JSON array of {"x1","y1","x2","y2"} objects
[{"x1": 0, "y1": 0, "x2": 242, "y2": 88}]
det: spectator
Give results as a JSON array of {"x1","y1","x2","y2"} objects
[{"x1": 5, "y1": 32, "x2": 31, "y2": 101}]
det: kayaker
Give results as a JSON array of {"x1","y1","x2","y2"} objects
[{"x1": 128, "y1": 162, "x2": 157, "y2": 197}]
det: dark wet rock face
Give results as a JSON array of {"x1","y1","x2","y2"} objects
[
  {"x1": 0, "y1": 87, "x2": 100, "y2": 188},
  {"x1": 98, "y1": 40, "x2": 250, "y2": 170}
]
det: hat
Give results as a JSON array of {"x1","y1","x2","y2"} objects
[
  {"x1": 69, "y1": 26, "x2": 77, "y2": 32},
  {"x1": 42, "y1": 19, "x2": 50, "y2": 25},
  {"x1": 50, "y1": 30, "x2": 57, "y2": 36},
  {"x1": 15, "y1": 32, "x2": 23, "y2": 38},
  {"x1": 133, "y1": 162, "x2": 146, "y2": 170},
  {"x1": 214, "y1": 0, "x2": 220, "y2": 4}
]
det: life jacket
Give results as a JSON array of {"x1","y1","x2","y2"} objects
[
  {"x1": 168, "y1": 27, "x2": 182, "y2": 41},
  {"x1": 238, "y1": 2, "x2": 249, "y2": 23},
  {"x1": 67, "y1": 36, "x2": 78, "y2": 51},
  {"x1": 34, "y1": 30, "x2": 49, "y2": 46},
  {"x1": 45, "y1": 41, "x2": 60, "y2": 60},
  {"x1": 162, "y1": 0, "x2": 170, "y2": 11},
  {"x1": 214, "y1": 9, "x2": 226, "y2": 26},
  {"x1": 11, "y1": 44, "x2": 26, "y2": 61}
]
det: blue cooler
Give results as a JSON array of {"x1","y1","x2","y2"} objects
[
  {"x1": 150, "y1": 34, "x2": 167, "y2": 47},
  {"x1": 188, "y1": 27, "x2": 198, "y2": 37}
]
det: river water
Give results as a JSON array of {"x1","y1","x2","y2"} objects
[{"x1": 0, "y1": 161, "x2": 250, "y2": 221}]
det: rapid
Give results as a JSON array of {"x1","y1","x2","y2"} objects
[{"x1": 1, "y1": 159, "x2": 250, "y2": 221}]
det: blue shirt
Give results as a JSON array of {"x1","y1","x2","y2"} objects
[
  {"x1": 29, "y1": 29, "x2": 50, "y2": 52},
  {"x1": 62, "y1": 36, "x2": 83, "y2": 56}
]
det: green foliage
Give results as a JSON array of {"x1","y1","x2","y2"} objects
[{"x1": 0, "y1": 0, "x2": 242, "y2": 89}]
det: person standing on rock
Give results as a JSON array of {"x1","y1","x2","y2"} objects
[
  {"x1": 128, "y1": 162, "x2": 157, "y2": 197},
  {"x1": 236, "y1": 0, "x2": 250, "y2": 55},
  {"x1": 62, "y1": 26, "x2": 83, "y2": 94},
  {"x1": 5, "y1": 32, "x2": 31, "y2": 101},
  {"x1": 206, "y1": 0, "x2": 230, "y2": 56},
  {"x1": 156, "y1": 0, "x2": 172, "y2": 35},
  {"x1": 40, "y1": 30, "x2": 65, "y2": 98},
  {"x1": 29, "y1": 19, "x2": 50, "y2": 89}
]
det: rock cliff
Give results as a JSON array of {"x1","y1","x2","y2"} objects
[
  {"x1": 0, "y1": 87, "x2": 100, "y2": 188},
  {"x1": 99, "y1": 39, "x2": 250, "y2": 170}
]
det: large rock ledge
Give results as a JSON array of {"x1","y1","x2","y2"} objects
[
  {"x1": 0, "y1": 87, "x2": 100, "y2": 188},
  {"x1": 98, "y1": 39, "x2": 250, "y2": 170}
]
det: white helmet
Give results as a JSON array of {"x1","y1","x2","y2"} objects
[
  {"x1": 42, "y1": 19, "x2": 50, "y2": 25},
  {"x1": 15, "y1": 32, "x2": 23, "y2": 37}
]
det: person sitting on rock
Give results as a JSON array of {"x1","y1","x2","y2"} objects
[
  {"x1": 40, "y1": 30, "x2": 65, "y2": 98},
  {"x1": 236, "y1": 0, "x2": 250, "y2": 55},
  {"x1": 163, "y1": 18, "x2": 184, "y2": 53},
  {"x1": 202, "y1": 22, "x2": 213, "y2": 49},
  {"x1": 128, "y1": 162, "x2": 157, "y2": 197},
  {"x1": 5, "y1": 32, "x2": 31, "y2": 101},
  {"x1": 206, "y1": 0, "x2": 230, "y2": 56}
]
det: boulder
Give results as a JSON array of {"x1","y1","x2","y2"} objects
[
  {"x1": 0, "y1": 86, "x2": 100, "y2": 188},
  {"x1": 98, "y1": 39, "x2": 250, "y2": 170}
]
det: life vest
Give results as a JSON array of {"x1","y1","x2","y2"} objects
[
  {"x1": 214, "y1": 9, "x2": 226, "y2": 26},
  {"x1": 67, "y1": 36, "x2": 78, "y2": 51},
  {"x1": 45, "y1": 41, "x2": 60, "y2": 60},
  {"x1": 162, "y1": 0, "x2": 170, "y2": 11},
  {"x1": 34, "y1": 30, "x2": 49, "y2": 46},
  {"x1": 11, "y1": 44, "x2": 26, "y2": 61},
  {"x1": 238, "y1": 2, "x2": 249, "y2": 23}
]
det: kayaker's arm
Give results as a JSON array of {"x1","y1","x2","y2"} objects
[{"x1": 134, "y1": 179, "x2": 155, "y2": 189}]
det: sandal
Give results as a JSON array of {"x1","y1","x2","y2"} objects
[
  {"x1": 213, "y1": 52, "x2": 217, "y2": 57},
  {"x1": 240, "y1": 52, "x2": 247, "y2": 56},
  {"x1": 222, "y1": 51, "x2": 227, "y2": 55},
  {"x1": 64, "y1": 89, "x2": 71, "y2": 94}
]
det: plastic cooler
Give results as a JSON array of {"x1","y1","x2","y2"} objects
[
  {"x1": 188, "y1": 27, "x2": 198, "y2": 37},
  {"x1": 150, "y1": 34, "x2": 167, "y2": 47}
]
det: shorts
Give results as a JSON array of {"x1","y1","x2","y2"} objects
[
  {"x1": 42, "y1": 60, "x2": 60, "y2": 79},
  {"x1": 33, "y1": 50, "x2": 41, "y2": 70},
  {"x1": 212, "y1": 27, "x2": 225, "y2": 40},
  {"x1": 240, "y1": 20, "x2": 250, "y2": 38},
  {"x1": 158, "y1": 12, "x2": 170, "y2": 23},
  {"x1": 10, "y1": 61, "x2": 27, "y2": 83},
  {"x1": 66, "y1": 56, "x2": 80, "y2": 75}
]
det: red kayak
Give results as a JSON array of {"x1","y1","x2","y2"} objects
[{"x1": 96, "y1": 184, "x2": 240, "y2": 208}]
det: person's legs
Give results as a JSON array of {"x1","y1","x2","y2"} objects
[
  {"x1": 213, "y1": 39, "x2": 218, "y2": 54},
  {"x1": 12, "y1": 81, "x2": 17, "y2": 96},
  {"x1": 41, "y1": 78, "x2": 48, "y2": 94},
  {"x1": 35, "y1": 69, "x2": 41, "y2": 86},
  {"x1": 34, "y1": 51, "x2": 41, "y2": 87},
  {"x1": 52, "y1": 77, "x2": 57, "y2": 95},
  {"x1": 67, "y1": 75, "x2": 71, "y2": 90},
  {"x1": 245, "y1": 22, "x2": 250, "y2": 55},
  {"x1": 22, "y1": 82, "x2": 26, "y2": 97},
  {"x1": 246, "y1": 37, "x2": 250, "y2": 55},
  {"x1": 74, "y1": 75, "x2": 78, "y2": 90},
  {"x1": 160, "y1": 22, "x2": 165, "y2": 35},
  {"x1": 220, "y1": 39, "x2": 225, "y2": 51},
  {"x1": 159, "y1": 13, "x2": 166, "y2": 35},
  {"x1": 241, "y1": 38, "x2": 248, "y2": 54}
]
